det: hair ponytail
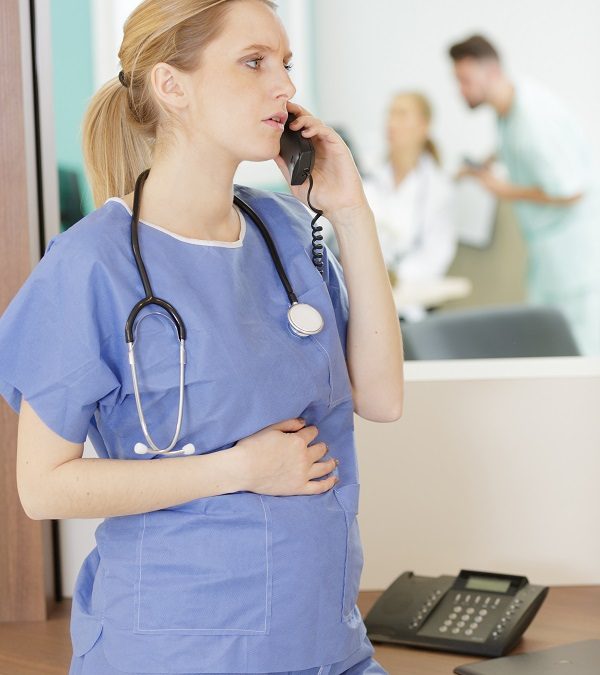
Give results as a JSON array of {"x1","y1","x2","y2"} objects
[
  {"x1": 82, "y1": 77, "x2": 153, "y2": 208},
  {"x1": 424, "y1": 138, "x2": 440, "y2": 165}
]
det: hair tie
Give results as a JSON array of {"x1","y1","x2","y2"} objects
[{"x1": 118, "y1": 70, "x2": 129, "y2": 88}]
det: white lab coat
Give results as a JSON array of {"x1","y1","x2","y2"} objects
[{"x1": 362, "y1": 153, "x2": 457, "y2": 285}]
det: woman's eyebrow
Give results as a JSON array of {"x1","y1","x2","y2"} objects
[{"x1": 241, "y1": 43, "x2": 293, "y2": 60}]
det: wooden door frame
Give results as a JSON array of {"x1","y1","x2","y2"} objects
[{"x1": 0, "y1": 0, "x2": 58, "y2": 622}]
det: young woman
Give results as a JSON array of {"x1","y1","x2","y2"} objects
[
  {"x1": 0, "y1": 1, "x2": 403, "y2": 673},
  {"x1": 363, "y1": 92, "x2": 457, "y2": 320}
]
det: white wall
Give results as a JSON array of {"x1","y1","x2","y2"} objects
[
  {"x1": 355, "y1": 373, "x2": 600, "y2": 589},
  {"x1": 312, "y1": 0, "x2": 600, "y2": 174}
]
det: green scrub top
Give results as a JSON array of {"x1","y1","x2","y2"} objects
[{"x1": 497, "y1": 78, "x2": 600, "y2": 354}]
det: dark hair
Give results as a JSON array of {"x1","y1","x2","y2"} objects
[{"x1": 448, "y1": 34, "x2": 500, "y2": 62}]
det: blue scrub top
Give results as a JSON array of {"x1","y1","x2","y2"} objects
[{"x1": 0, "y1": 186, "x2": 367, "y2": 672}]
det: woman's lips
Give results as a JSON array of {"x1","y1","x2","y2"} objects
[{"x1": 263, "y1": 119, "x2": 285, "y2": 131}]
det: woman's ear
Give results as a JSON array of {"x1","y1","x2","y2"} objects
[{"x1": 151, "y1": 62, "x2": 187, "y2": 111}]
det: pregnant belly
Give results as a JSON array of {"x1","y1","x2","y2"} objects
[{"x1": 98, "y1": 485, "x2": 362, "y2": 636}]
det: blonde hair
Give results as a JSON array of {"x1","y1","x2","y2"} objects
[
  {"x1": 82, "y1": 0, "x2": 278, "y2": 208},
  {"x1": 389, "y1": 91, "x2": 441, "y2": 165}
]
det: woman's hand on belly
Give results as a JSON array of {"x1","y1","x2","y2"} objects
[{"x1": 230, "y1": 417, "x2": 339, "y2": 496}]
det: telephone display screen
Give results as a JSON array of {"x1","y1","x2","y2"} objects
[{"x1": 465, "y1": 576, "x2": 511, "y2": 593}]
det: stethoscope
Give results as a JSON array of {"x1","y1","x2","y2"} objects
[{"x1": 126, "y1": 168, "x2": 324, "y2": 457}]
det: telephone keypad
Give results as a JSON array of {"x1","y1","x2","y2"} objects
[{"x1": 415, "y1": 591, "x2": 526, "y2": 643}]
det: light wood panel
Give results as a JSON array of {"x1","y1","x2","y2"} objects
[{"x1": 0, "y1": 0, "x2": 56, "y2": 622}]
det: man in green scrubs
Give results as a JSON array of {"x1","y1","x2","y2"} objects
[{"x1": 449, "y1": 35, "x2": 600, "y2": 355}]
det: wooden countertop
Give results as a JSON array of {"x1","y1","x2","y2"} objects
[{"x1": 0, "y1": 586, "x2": 598, "y2": 674}]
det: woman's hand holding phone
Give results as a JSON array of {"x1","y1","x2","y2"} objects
[{"x1": 274, "y1": 101, "x2": 369, "y2": 223}]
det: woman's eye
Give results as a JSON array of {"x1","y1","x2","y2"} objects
[
  {"x1": 246, "y1": 56, "x2": 264, "y2": 70},
  {"x1": 245, "y1": 56, "x2": 294, "y2": 72}
]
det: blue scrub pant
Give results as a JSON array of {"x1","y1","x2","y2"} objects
[{"x1": 68, "y1": 631, "x2": 388, "y2": 675}]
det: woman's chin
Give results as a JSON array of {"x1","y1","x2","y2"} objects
[{"x1": 241, "y1": 145, "x2": 282, "y2": 164}]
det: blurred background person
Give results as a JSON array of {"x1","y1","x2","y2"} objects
[
  {"x1": 450, "y1": 34, "x2": 600, "y2": 355},
  {"x1": 362, "y1": 91, "x2": 457, "y2": 320}
]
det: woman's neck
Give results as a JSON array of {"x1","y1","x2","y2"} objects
[
  {"x1": 122, "y1": 144, "x2": 241, "y2": 242},
  {"x1": 390, "y1": 146, "x2": 422, "y2": 186}
]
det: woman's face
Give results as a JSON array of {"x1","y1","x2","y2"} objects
[
  {"x1": 177, "y1": 0, "x2": 297, "y2": 164},
  {"x1": 386, "y1": 95, "x2": 429, "y2": 153}
]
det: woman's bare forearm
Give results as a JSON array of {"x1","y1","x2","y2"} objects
[{"x1": 29, "y1": 448, "x2": 248, "y2": 520}]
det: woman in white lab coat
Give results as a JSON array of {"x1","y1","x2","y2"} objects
[{"x1": 363, "y1": 92, "x2": 456, "y2": 319}]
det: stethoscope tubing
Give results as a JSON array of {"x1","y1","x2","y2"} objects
[{"x1": 124, "y1": 168, "x2": 323, "y2": 456}]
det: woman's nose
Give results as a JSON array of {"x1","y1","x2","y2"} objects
[{"x1": 277, "y1": 68, "x2": 297, "y2": 101}]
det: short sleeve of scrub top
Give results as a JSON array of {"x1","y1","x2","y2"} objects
[
  {"x1": 0, "y1": 185, "x2": 369, "y2": 674},
  {"x1": 0, "y1": 233, "x2": 120, "y2": 443}
]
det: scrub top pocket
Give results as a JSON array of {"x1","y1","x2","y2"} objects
[
  {"x1": 70, "y1": 548, "x2": 105, "y2": 657},
  {"x1": 133, "y1": 492, "x2": 273, "y2": 635},
  {"x1": 333, "y1": 482, "x2": 364, "y2": 622}
]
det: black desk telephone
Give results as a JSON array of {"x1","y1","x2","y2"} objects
[{"x1": 364, "y1": 570, "x2": 549, "y2": 658}]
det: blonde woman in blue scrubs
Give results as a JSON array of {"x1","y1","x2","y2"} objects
[
  {"x1": 0, "y1": 0, "x2": 403, "y2": 673},
  {"x1": 450, "y1": 35, "x2": 600, "y2": 355}
]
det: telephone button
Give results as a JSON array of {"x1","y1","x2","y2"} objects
[
  {"x1": 452, "y1": 628, "x2": 460, "y2": 635},
  {"x1": 465, "y1": 629, "x2": 473, "y2": 636},
  {"x1": 469, "y1": 622, "x2": 478, "y2": 630},
  {"x1": 439, "y1": 626, "x2": 448, "y2": 633},
  {"x1": 478, "y1": 609, "x2": 488, "y2": 617},
  {"x1": 457, "y1": 621, "x2": 466, "y2": 628},
  {"x1": 453, "y1": 606, "x2": 462, "y2": 613},
  {"x1": 466, "y1": 608, "x2": 475, "y2": 615},
  {"x1": 444, "y1": 619, "x2": 453, "y2": 627},
  {"x1": 449, "y1": 613, "x2": 457, "y2": 620}
]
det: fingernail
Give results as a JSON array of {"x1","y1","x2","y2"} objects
[
  {"x1": 297, "y1": 417, "x2": 305, "y2": 424},
  {"x1": 334, "y1": 458, "x2": 339, "y2": 466}
]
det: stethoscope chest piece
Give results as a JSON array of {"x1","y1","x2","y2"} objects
[{"x1": 288, "y1": 302, "x2": 324, "y2": 337}]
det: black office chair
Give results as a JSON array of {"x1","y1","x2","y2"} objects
[{"x1": 401, "y1": 304, "x2": 580, "y2": 359}]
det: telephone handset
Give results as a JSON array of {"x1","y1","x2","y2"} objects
[
  {"x1": 279, "y1": 111, "x2": 324, "y2": 274},
  {"x1": 279, "y1": 112, "x2": 316, "y2": 185},
  {"x1": 364, "y1": 569, "x2": 549, "y2": 658}
]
